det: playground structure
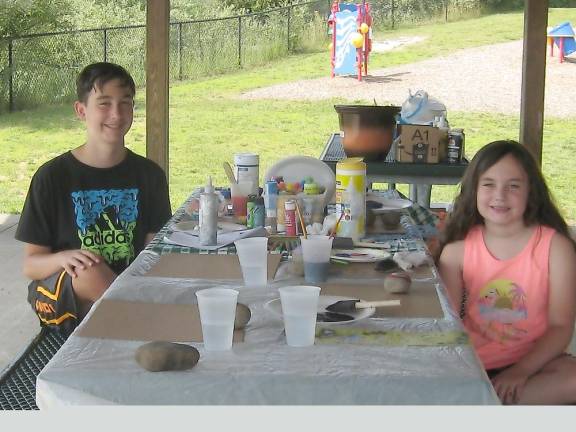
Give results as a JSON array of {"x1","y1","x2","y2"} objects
[
  {"x1": 328, "y1": 1, "x2": 372, "y2": 81},
  {"x1": 547, "y1": 21, "x2": 576, "y2": 63}
]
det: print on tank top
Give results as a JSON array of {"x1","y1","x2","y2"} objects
[{"x1": 475, "y1": 279, "x2": 528, "y2": 343}]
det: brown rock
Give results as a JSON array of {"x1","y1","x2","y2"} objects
[{"x1": 135, "y1": 341, "x2": 200, "y2": 372}]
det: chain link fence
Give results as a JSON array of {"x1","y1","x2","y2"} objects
[{"x1": 0, "y1": 0, "x2": 483, "y2": 114}]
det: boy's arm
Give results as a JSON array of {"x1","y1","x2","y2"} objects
[
  {"x1": 438, "y1": 241, "x2": 465, "y2": 315},
  {"x1": 22, "y1": 243, "x2": 102, "y2": 281},
  {"x1": 144, "y1": 233, "x2": 157, "y2": 246}
]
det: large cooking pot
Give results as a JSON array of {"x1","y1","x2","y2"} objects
[{"x1": 334, "y1": 105, "x2": 400, "y2": 161}]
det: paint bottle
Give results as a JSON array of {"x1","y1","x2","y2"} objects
[
  {"x1": 284, "y1": 199, "x2": 297, "y2": 236},
  {"x1": 199, "y1": 176, "x2": 218, "y2": 246},
  {"x1": 336, "y1": 157, "x2": 366, "y2": 241}
]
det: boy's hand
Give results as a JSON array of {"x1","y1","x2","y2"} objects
[
  {"x1": 58, "y1": 250, "x2": 101, "y2": 278},
  {"x1": 490, "y1": 366, "x2": 529, "y2": 404}
]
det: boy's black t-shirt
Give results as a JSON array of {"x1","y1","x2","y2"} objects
[{"x1": 16, "y1": 149, "x2": 172, "y2": 275}]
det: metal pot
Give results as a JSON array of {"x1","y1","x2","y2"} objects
[{"x1": 334, "y1": 105, "x2": 400, "y2": 161}]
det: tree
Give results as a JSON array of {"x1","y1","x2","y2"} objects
[
  {"x1": 0, "y1": 0, "x2": 75, "y2": 38},
  {"x1": 220, "y1": 0, "x2": 291, "y2": 14}
]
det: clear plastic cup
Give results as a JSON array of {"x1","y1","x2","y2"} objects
[
  {"x1": 234, "y1": 237, "x2": 268, "y2": 288},
  {"x1": 300, "y1": 235, "x2": 334, "y2": 284},
  {"x1": 279, "y1": 285, "x2": 321, "y2": 347},
  {"x1": 230, "y1": 181, "x2": 253, "y2": 221},
  {"x1": 195, "y1": 288, "x2": 239, "y2": 351}
]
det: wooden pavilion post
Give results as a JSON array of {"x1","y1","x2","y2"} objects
[
  {"x1": 146, "y1": 0, "x2": 170, "y2": 178},
  {"x1": 520, "y1": 0, "x2": 548, "y2": 165}
]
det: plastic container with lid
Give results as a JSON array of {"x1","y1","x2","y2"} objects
[
  {"x1": 335, "y1": 157, "x2": 366, "y2": 240},
  {"x1": 234, "y1": 153, "x2": 259, "y2": 196}
]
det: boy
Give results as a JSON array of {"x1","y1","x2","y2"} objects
[{"x1": 15, "y1": 62, "x2": 172, "y2": 335}]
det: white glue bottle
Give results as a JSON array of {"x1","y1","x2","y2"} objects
[{"x1": 199, "y1": 176, "x2": 218, "y2": 246}]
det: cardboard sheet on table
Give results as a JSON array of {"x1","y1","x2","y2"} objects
[
  {"x1": 329, "y1": 261, "x2": 434, "y2": 280},
  {"x1": 144, "y1": 253, "x2": 282, "y2": 280},
  {"x1": 319, "y1": 281, "x2": 443, "y2": 318},
  {"x1": 77, "y1": 299, "x2": 244, "y2": 342}
]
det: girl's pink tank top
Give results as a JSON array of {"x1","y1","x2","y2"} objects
[{"x1": 462, "y1": 225, "x2": 555, "y2": 369}]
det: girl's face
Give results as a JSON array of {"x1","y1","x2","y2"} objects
[{"x1": 476, "y1": 154, "x2": 529, "y2": 228}]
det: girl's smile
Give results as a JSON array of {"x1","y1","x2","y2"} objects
[{"x1": 477, "y1": 154, "x2": 529, "y2": 228}]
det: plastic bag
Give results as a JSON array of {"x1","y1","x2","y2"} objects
[{"x1": 400, "y1": 90, "x2": 447, "y2": 125}]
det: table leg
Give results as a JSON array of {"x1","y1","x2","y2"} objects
[
  {"x1": 410, "y1": 184, "x2": 432, "y2": 208},
  {"x1": 549, "y1": 36, "x2": 554, "y2": 57},
  {"x1": 560, "y1": 37, "x2": 565, "y2": 63}
]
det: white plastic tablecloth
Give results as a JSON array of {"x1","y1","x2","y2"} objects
[{"x1": 36, "y1": 218, "x2": 499, "y2": 407}]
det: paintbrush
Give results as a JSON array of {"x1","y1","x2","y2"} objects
[
  {"x1": 330, "y1": 212, "x2": 345, "y2": 239},
  {"x1": 223, "y1": 161, "x2": 236, "y2": 184},
  {"x1": 326, "y1": 299, "x2": 401, "y2": 313},
  {"x1": 294, "y1": 200, "x2": 307, "y2": 239}
]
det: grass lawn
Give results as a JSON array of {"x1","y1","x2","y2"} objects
[{"x1": 1, "y1": 8, "x2": 576, "y2": 222}]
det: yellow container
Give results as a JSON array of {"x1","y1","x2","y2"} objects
[{"x1": 335, "y1": 157, "x2": 366, "y2": 240}]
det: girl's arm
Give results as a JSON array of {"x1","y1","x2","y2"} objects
[
  {"x1": 438, "y1": 241, "x2": 465, "y2": 315},
  {"x1": 511, "y1": 233, "x2": 576, "y2": 375}
]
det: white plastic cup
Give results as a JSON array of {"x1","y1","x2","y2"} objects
[
  {"x1": 300, "y1": 235, "x2": 333, "y2": 284},
  {"x1": 195, "y1": 288, "x2": 239, "y2": 351},
  {"x1": 279, "y1": 285, "x2": 321, "y2": 347},
  {"x1": 234, "y1": 237, "x2": 268, "y2": 288}
]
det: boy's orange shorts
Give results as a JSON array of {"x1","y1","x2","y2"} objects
[{"x1": 27, "y1": 270, "x2": 79, "y2": 336}]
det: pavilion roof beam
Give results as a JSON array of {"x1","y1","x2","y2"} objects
[
  {"x1": 520, "y1": 0, "x2": 548, "y2": 165},
  {"x1": 146, "y1": 0, "x2": 170, "y2": 179}
]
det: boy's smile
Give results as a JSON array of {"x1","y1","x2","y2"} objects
[{"x1": 74, "y1": 78, "x2": 134, "y2": 148}]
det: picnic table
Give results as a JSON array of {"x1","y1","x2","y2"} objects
[
  {"x1": 320, "y1": 133, "x2": 469, "y2": 208},
  {"x1": 34, "y1": 190, "x2": 498, "y2": 406}
]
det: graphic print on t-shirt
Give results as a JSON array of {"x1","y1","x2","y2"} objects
[
  {"x1": 71, "y1": 188, "x2": 138, "y2": 267},
  {"x1": 475, "y1": 279, "x2": 528, "y2": 343}
]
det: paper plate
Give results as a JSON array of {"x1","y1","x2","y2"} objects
[
  {"x1": 172, "y1": 220, "x2": 246, "y2": 233},
  {"x1": 264, "y1": 156, "x2": 336, "y2": 207},
  {"x1": 365, "y1": 194, "x2": 412, "y2": 215},
  {"x1": 264, "y1": 295, "x2": 375, "y2": 325},
  {"x1": 331, "y1": 248, "x2": 391, "y2": 263}
]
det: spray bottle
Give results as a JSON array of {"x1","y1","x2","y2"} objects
[{"x1": 199, "y1": 176, "x2": 218, "y2": 246}]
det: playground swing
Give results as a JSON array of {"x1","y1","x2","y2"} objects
[{"x1": 328, "y1": 0, "x2": 372, "y2": 81}]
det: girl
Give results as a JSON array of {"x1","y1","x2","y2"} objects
[{"x1": 438, "y1": 140, "x2": 576, "y2": 405}]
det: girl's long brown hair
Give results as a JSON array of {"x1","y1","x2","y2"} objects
[{"x1": 436, "y1": 140, "x2": 573, "y2": 259}]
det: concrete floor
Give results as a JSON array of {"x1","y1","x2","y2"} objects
[{"x1": 0, "y1": 214, "x2": 40, "y2": 373}]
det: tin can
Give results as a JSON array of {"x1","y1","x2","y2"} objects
[
  {"x1": 253, "y1": 196, "x2": 265, "y2": 228},
  {"x1": 246, "y1": 195, "x2": 257, "y2": 228},
  {"x1": 447, "y1": 129, "x2": 465, "y2": 164}
]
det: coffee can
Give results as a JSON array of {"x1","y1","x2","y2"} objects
[{"x1": 447, "y1": 129, "x2": 464, "y2": 164}]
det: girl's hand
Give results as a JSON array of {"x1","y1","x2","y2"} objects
[
  {"x1": 490, "y1": 366, "x2": 529, "y2": 404},
  {"x1": 58, "y1": 250, "x2": 101, "y2": 278}
]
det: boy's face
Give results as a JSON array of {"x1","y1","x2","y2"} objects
[{"x1": 74, "y1": 78, "x2": 134, "y2": 147}]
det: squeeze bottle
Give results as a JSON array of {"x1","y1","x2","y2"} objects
[{"x1": 199, "y1": 176, "x2": 218, "y2": 246}]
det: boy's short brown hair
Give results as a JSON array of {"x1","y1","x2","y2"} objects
[{"x1": 76, "y1": 62, "x2": 136, "y2": 103}]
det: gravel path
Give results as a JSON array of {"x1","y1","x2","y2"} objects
[{"x1": 240, "y1": 40, "x2": 576, "y2": 118}]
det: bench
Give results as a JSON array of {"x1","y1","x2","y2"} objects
[{"x1": 0, "y1": 328, "x2": 67, "y2": 410}]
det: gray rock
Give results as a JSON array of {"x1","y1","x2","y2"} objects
[{"x1": 135, "y1": 341, "x2": 200, "y2": 372}]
